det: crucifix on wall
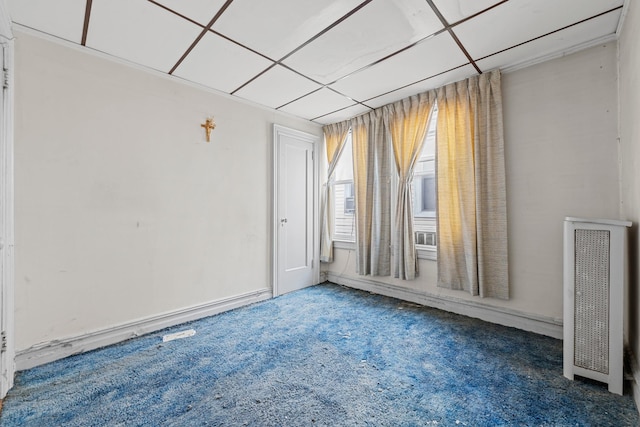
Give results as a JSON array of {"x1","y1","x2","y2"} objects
[{"x1": 201, "y1": 117, "x2": 216, "y2": 142}]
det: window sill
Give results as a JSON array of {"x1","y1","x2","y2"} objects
[{"x1": 333, "y1": 241, "x2": 436, "y2": 260}]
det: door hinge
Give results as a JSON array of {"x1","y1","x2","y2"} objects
[
  {"x1": 2, "y1": 69, "x2": 8, "y2": 89},
  {"x1": 1, "y1": 331, "x2": 7, "y2": 353},
  {"x1": 311, "y1": 259, "x2": 314, "y2": 269}
]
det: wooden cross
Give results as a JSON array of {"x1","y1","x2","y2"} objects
[{"x1": 201, "y1": 117, "x2": 216, "y2": 142}]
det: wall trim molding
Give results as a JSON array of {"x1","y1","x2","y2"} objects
[
  {"x1": 616, "y1": 0, "x2": 630, "y2": 38},
  {"x1": 327, "y1": 273, "x2": 563, "y2": 339},
  {"x1": 501, "y1": 33, "x2": 618, "y2": 75},
  {"x1": 16, "y1": 288, "x2": 272, "y2": 371}
]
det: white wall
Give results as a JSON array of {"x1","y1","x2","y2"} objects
[
  {"x1": 14, "y1": 31, "x2": 321, "y2": 352},
  {"x1": 13, "y1": 23, "x2": 625, "y2": 360},
  {"x1": 619, "y1": 0, "x2": 640, "y2": 372},
  {"x1": 324, "y1": 43, "x2": 621, "y2": 331}
]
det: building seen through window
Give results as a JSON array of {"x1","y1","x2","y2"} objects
[{"x1": 332, "y1": 133, "x2": 355, "y2": 242}]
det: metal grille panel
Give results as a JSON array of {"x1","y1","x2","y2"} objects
[{"x1": 574, "y1": 229, "x2": 610, "y2": 374}]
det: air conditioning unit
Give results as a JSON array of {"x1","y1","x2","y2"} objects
[
  {"x1": 415, "y1": 231, "x2": 436, "y2": 246},
  {"x1": 563, "y1": 217, "x2": 631, "y2": 395}
]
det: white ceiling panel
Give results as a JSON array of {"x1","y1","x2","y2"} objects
[
  {"x1": 454, "y1": 0, "x2": 624, "y2": 60},
  {"x1": 152, "y1": 0, "x2": 228, "y2": 26},
  {"x1": 476, "y1": 10, "x2": 621, "y2": 72},
  {"x1": 173, "y1": 32, "x2": 273, "y2": 94},
  {"x1": 364, "y1": 64, "x2": 477, "y2": 109},
  {"x1": 330, "y1": 32, "x2": 468, "y2": 102},
  {"x1": 235, "y1": 65, "x2": 322, "y2": 109},
  {"x1": 87, "y1": 0, "x2": 203, "y2": 72},
  {"x1": 431, "y1": 0, "x2": 504, "y2": 24},
  {"x1": 283, "y1": 0, "x2": 443, "y2": 84},
  {"x1": 279, "y1": 88, "x2": 356, "y2": 120},
  {"x1": 7, "y1": 0, "x2": 86, "y2": 43},
  {"x1": 313, "y1": 104, "x2": 373, "y2": 125},
  {"x1": 212, "y1": 0, "x2": 363, "y2": 60}
]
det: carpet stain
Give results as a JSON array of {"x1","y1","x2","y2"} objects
[{"x1": 0, "y1": 283, "x2": 637, "y2": 426}]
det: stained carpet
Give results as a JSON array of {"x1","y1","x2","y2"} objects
[{"x1": 1, "y1": 283, "x2": 638, "y2": 426}]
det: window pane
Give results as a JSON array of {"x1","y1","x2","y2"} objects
[
  {"x1": 422, "y1": 175, "x2": 436, "y2": 212},
  {"x1": 413, "y1": 108, "x2": 436, "y2": 216},
  {"x1": 332, "y1": 133, "x2": 355, "y2": 242},
  {"x1": 333, "y1": 181, "x2": 355, "y2": 241},
  {"x1": 344, "y1": 182, "x2": 355, "y2": 214}
]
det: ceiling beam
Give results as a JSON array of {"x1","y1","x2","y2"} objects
[{"x1": 81, "y1": 0, "x2": 92, "y2": 46}]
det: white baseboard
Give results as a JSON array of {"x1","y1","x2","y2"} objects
[
  {"x1": 327, "y1": 273, "x2": 563, "y2": 339},
  {"x1": 15, "y1": 288, "x2": 272, "y2": 371}
]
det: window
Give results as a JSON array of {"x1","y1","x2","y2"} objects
[
  {"x1": 343, "y1": 182, "x2": 355, "y2": 214},
  {"x1": 412, "y1": 106, "x2": 438, "y2": 254},
  {"x1": 329, "y1": 108, "x2": 437, "y2": 251},
  {"x1": 332, "y1": 132, "x2": 355, "y2": 242}
]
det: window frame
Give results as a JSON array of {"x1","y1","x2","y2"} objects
[
  {"x1": 330, "y1": 132, "x2": 356, "y2": 244},
  {"x1": 414, "y1": 106, "x2": 437, "y2": 259}
]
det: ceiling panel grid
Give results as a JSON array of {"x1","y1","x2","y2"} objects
[{"x1": 7, "y1": 0, "x2": 626, "y2": 125}]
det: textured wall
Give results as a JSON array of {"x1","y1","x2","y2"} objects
[{"x1": 13, "y1": 31, "x2": 321, "y2": 351}]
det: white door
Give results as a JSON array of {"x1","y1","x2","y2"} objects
[{"x1": 273, "y1": 125, "x2": 317, "y2": 296}]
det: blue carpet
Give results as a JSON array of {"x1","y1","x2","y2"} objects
[{"x1": 1, "y1": 283, "x2": 638, "y2": 426}]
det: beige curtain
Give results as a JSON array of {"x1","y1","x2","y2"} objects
[
  {"x1": 384, "y1": 91, "x2": 436, "y2": 280},
  {"x1": 320, "y1": 121, "x2": 351, "y2": 263},
  {"x1": 436, "y1": 69, "x2": 508, "y2": 299},
  {"x1": 350, "y1": 110, "x2": 391, "y2": 276}
]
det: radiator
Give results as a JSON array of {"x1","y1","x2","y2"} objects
[{"x1": 563, "y1": 217, "x2": 631, "y2": 395}]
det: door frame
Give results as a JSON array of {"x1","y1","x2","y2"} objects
[
  {"x1": 272, "y1": 124, "x2": 319, "y2": 297},
  {"x1": 0, "y1": 1, "x2": 15, "y2": 398}
]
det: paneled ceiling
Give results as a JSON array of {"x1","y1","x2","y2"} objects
[{"x1": 8, "y1": 0, "x2": 625, "y2": 125}]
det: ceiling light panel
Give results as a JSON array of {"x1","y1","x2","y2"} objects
[
  {"x1": 431, "y1": 0, "x2": 505, "y2": 24},
  {"x1": 279, "y1": 88, "x2": 356, "y2": 120},
  {"x1": 364, "y1": 64, "x2": 477, "y2": 109},
  {"x1": 329, "y1": 32, "x2": 468, "y2": 102},
  {"x1": 212, "y1": 0, "x2": 363, "y2": 61},
  {"x1": 313, "y1": 104, "x2": 372, "y2": 125},
  {"x1": 476, "y1": 10, "x2": 621, "y2": 72},
  {"x1": 234, "y1": 65, "x2": 322, "y2": 109},
  {"x1": 87, "y1": 0, "x2": 203, "y2": 72},
  {"x1": 454, "y1": 0, "x2": 624, "y2": 61},
  {"x1": 7, "y1": 0, "x2": 86, "y2": 43},
  {"x1": 172, "y1": 32, "x2": 273, "y2": 94},
  {"x1": 151, "y1": 0, "x2": 228, "y2": 26},
  {"x1": 282, "y1": 0, "x2": 443, "y2": 84}
]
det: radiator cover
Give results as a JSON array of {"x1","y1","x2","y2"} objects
[{"x1": 563, "y1": 217, "x2": 630, "y2": 395}]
